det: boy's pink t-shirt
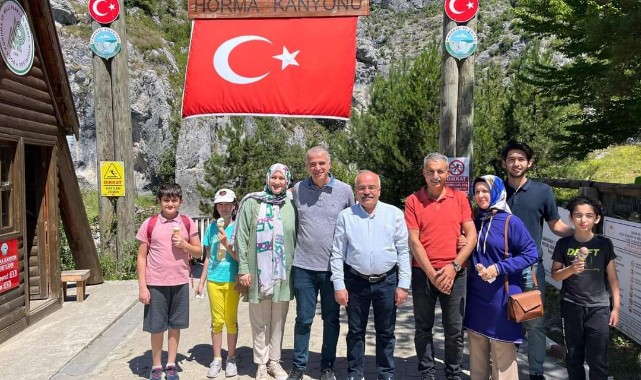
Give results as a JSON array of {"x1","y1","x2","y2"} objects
[{"x1": 136, "y1": 213, "x2": 198, "y2": 286}]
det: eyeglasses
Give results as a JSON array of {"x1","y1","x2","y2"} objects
[{"x1": 356, "y1": 185, "x2": 379, "y2": 192}]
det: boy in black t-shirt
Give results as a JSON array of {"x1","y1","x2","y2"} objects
[{"x1": 551, "y1": 195, "x2": 620, "y2": 380}]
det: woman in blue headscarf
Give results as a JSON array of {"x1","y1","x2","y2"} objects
[
  {"x1": 235, "y1": 163, "x2": 297, "y2": 380},
  {"x1": 464, "y1": 175, "x2": 538, "y2": 380}
]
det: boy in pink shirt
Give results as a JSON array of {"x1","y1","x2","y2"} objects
[{"x1": 136, "y1": 183, "x2": 202, "y2": 380}]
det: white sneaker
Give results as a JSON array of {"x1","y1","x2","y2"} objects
[
  {"x1": 256, "y1": 364, "x2": 268, "y2": 380},
  {"x1": 267, "y1": 360, "x2": 288, "y2": 380},
  {"x1": 225, "y1": 357, "x2": 238, "y2": 377},
  {"x1": 208, "y1": 358, "x2": 223, "y2": 378}
]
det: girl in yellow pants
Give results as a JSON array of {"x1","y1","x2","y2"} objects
[{"x1": 197, "y1": 189, "x2": 241, "y2": 378}]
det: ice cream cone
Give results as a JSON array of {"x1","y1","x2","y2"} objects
[
  {"x1": 578, "y1": 247, "x2": 589, "y2": 262},
  {"x1": 172, "y1": 226, "x2": 180, "y2": 237},
  {"x1": 216, "y1": 218, "x2": 226, "y2": 261}
]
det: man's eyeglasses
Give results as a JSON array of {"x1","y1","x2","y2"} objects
[{"x1": 356, "y1": 185, "x2": 379, "y2": 192}]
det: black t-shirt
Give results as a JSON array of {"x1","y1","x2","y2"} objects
[{"x1": 552, "y1": 235, "x2": 616, "y2": 307}]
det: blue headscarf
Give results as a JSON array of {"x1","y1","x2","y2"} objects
[
  {"x1": 473, "y1": 175, "x2": 512, "y2": 256},
  {"x1": 472, "y1": 175, "x2": 512, "y2": 218}
]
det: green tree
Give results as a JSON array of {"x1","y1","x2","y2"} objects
[
  {"x1": 473, "y1": 63, "x2": 511, "y2": 177},
  {"x1": 199, "y1": 117, "x2": 345, "y2": 214},
  {"x1": 515, "y1": 0, "x2": 641, "y2": 158},
  {"x1": 344, "y1": 44, "x2": 442, "y2": 207},
  {"x1": 473, "y1": 42, "x2": 578, "y2": 179}
]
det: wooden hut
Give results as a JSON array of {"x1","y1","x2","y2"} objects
[{"x1": 0, "y1": 0, "x2": 100, "y2": 344}]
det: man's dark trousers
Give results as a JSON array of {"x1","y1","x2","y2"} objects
[
  {"x1": 411, "y1": 267, "x2": 467, "y2": 379},
  {"x1": 345, "y1": 269, "x2": 398, "y2": 380}
]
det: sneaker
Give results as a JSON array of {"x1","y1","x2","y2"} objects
[
  {"x1": 208, "y1": 358, "x2": 223, "y2": 378},
  {"x1": 267, "y1": 360, "x2": 288, "y2": 380},
  {"x1": 149, "y1": 367, "x2": 163, "y2": 380},
  {"x1": 287, "y1": 367, "x2": 305, "y2": 380},
  {"x1": 419, "y1": 372, "x2": 435, "y2": 380},
  {"x1": 256, "y1": 364, "x2": 268, "y2": 380},
  {"x1": 225, "y1": 357, "x2": 238, "y2": 377},
  {"x1": 166, "y1": 365, "x2": 180, "y2": 380},
  {"x1": 321, "y1": 368, "x2": 336, "y2": 380}
]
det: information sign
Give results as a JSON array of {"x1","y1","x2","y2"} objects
[
  {"x1": 100, "y1": 161, "x2": 125, "y2": 197},
  {"x1": 0, "y1": 239, "x2": 19, "y2": 294}
]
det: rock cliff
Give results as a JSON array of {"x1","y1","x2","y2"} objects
[{"x1": 54, "y1": 0, "x2": 520, "y2": 215}]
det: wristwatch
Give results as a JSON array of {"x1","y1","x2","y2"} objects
[{"x1": 451, "y1": 261, "x2": 462, "y2": 272}]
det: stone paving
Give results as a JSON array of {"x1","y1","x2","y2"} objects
[{"x1": 0, "y1": 264, "x2": 569, "y2": 379}]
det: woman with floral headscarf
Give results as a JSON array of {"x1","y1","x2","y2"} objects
[
  {"x1": 235, "y1": 163, "x2": 297, "y2": 380},
  {"x1": 464, "y1": 175, "x2": 538, "y2": 380}
]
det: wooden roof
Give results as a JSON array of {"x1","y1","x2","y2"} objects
[{"x1": 22, "y1": 0, "x2": 80, "y2": 138}]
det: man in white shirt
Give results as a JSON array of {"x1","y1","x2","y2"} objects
[{"x1": 330, "y1": 170, "x2": 411, "y2": 380}]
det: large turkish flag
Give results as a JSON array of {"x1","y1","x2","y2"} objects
[{"x1": 182, "y1": 17, "x2": 357, "y2": 120}]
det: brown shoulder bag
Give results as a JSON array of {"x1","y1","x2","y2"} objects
[{"x1": 503, "y1": 215, "x2": 544, "y2": 323}]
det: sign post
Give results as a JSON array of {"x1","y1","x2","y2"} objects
[
  {"x1": 440, "y1": 0, "x2": 477, "y2": 160},
  {"x1": 91, "y1": 0, "x2": 135, "y2": 268}
]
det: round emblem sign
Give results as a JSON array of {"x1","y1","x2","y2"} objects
[
  {"x1": 445, "y1": 0, "x2": 478, "y2": 23},
  {"x1": 0, "y1": 0, "x2": 34, "y2": 76},
  {"x1": 90, "y1": 27, "x2": 121, "y2": 59},
  {"x1": 445, "y1": 26, "x2": 478, "y2": 60},
  {"x1": 88, "y1": 0, "x2": 120, "y2": 25}
]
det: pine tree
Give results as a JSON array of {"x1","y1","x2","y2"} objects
[
  {"x1": 344, "y1": 44, "x2": 442, "y2": 207},
  {"x1": 515, "y1": 0, "x2": 641, "y2": 157}
]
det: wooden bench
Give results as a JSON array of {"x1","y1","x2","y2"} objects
[{"x1": 61, "y1": 269, "x2": 91, "y2": 302}]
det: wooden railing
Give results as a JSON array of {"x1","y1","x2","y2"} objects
[{"x1": 192, "y1": 216, "x2": 212, "y2": 239}]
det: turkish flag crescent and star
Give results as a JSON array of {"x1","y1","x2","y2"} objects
[{"x1": 182, "y1": 17, "x2": 357, "y2": 120}]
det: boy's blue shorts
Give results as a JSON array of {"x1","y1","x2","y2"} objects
[{"x1": 143, "y1": 284, "x2": 189, "y2": 333}]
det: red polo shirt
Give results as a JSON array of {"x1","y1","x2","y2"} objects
[{"x1": 404, "y1": 186, "x2": 473, "y2": 269}]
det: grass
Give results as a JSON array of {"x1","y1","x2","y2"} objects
[
  {"x1": 566, "y1": 145, "x2": 641, "y2": 184},
  {"x1": 545, "y1": 286, "x2": 641, "y2": 378}
]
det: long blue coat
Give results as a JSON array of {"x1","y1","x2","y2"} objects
[{"x1": 464, "y1": 211, "x2": 538, "y2": 343}]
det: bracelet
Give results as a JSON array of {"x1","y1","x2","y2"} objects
[{"x1": 493, "y1": 263, "x2": 500, "y2": 275}]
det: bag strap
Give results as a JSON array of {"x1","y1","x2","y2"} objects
[
  {"x1": 147, "y1": 213, "x2": 194, "y2": 287},
  {"x1": 503, "y1": 214, "x2": 538, "y2": 294},
  {"x1": 503, "y1": 214, "x2": 512, "y2": 294},
  {"x1": 147, "y1": 213, "x2": 191, "y2": 242}
]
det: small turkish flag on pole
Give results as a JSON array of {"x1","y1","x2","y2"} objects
[{"x1": 182, "y1": 17, "x2": 357, "y2": 120}]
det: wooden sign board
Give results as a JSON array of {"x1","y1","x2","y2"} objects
[{"x1": 188, "y1": 0, "x2": 369, "y2": 19}]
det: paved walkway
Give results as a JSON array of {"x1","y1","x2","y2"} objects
[{"x1": 0, "y1": 265, "x2": 569, "y2": 380}]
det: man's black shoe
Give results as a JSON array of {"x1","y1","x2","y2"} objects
[
  {"x1": 420, "y1": 371, "x2": 436, "y2": 380},
  {"x1": 287, "y1": 368, "x2": 305, "y2": 380}
]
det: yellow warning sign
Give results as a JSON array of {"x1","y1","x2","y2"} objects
[{"x1": 100, "y1": 161, "x2": 125, "y2": 197}]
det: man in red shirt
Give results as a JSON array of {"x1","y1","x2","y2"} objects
[{"x1": 404, "y1": 153, "x2": 477, "y2": 380}]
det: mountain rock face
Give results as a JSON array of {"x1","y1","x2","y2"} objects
[{"x1": 56, "y1": 0, "x2": 517, "y2": 216}]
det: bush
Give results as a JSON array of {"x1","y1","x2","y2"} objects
[{"x1": 59, "y1": 193, "x2": 158, "y2": 280}]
